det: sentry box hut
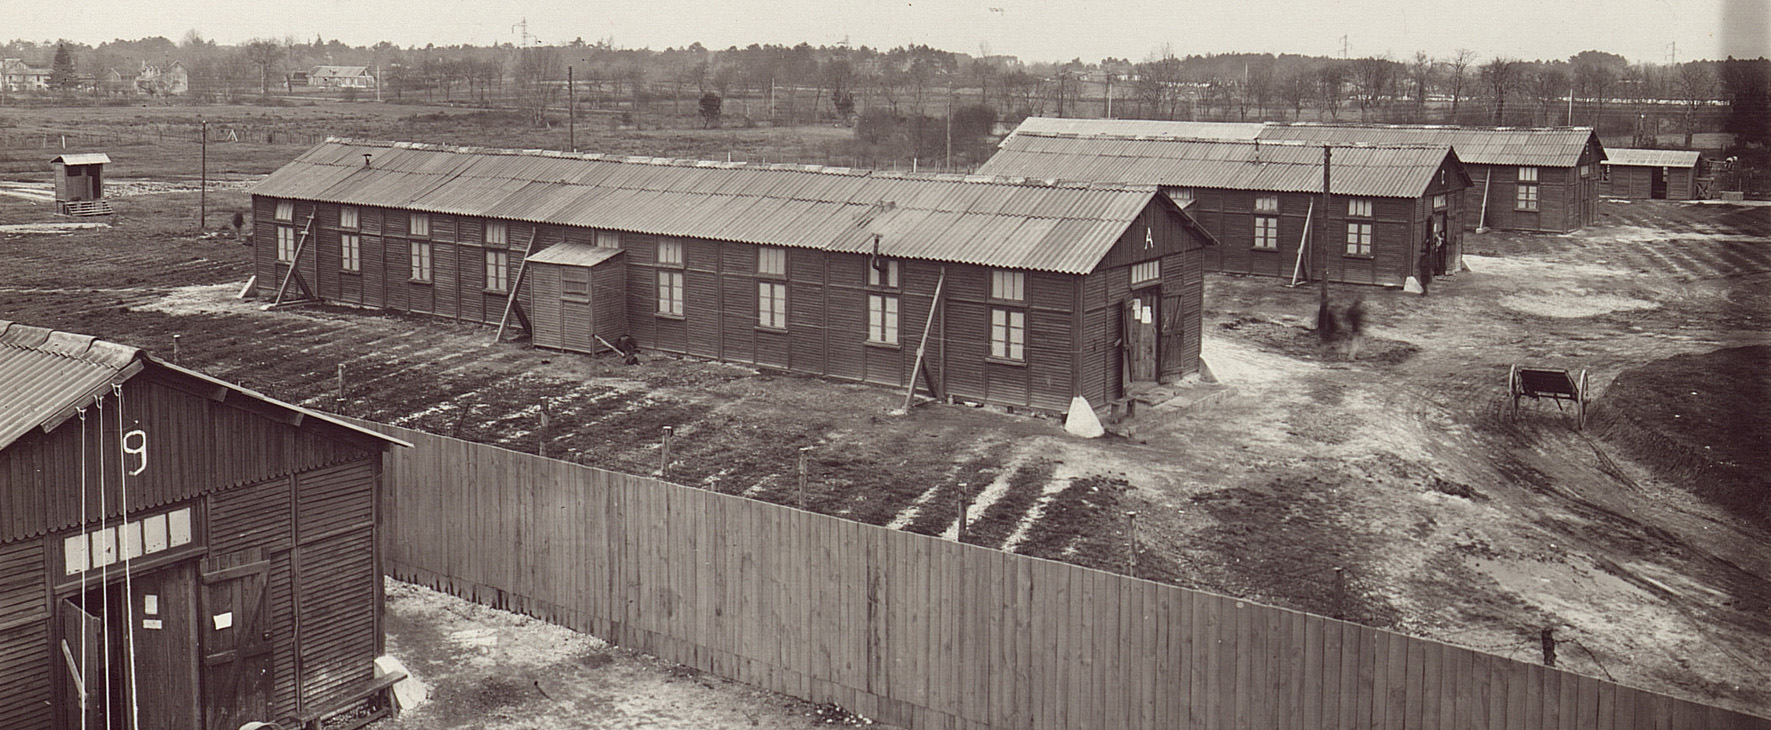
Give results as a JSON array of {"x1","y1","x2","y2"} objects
[
  {"x1": 50, "y1": 153, "x2": 113, "y2": 217},
  {"x1": 997, "y1": 119, "x2": 1607, "y2": 233},
  {"x1": 1599, "y1": 148, "x2": 1704, "y2": 200},
  {"x1": 0, "y1": 322, "x2": 408, "y2": 730},
  {"x1": 977, "y1": 129, "x2": 1471, "y2": 290},
  {"x1": 248, "y1": 139, "x2": 1220, "y2": 415}
]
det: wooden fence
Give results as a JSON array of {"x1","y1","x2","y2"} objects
[{"x1": 355, "y1": 419, "x2": 1771, "y2": 730}]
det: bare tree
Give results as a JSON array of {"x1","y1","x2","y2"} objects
[
  {"x1": 513, "y1": 45, "x2": 562, "y2": 127},
  {"x1": 1351, "y1": 55, "x2": 1396, "y2": 121},
  {"x1": 242, "y1": 38, "x2": 283, "y2": 97},
  {"x1": 1480, "y1": 57, "x2": 1524, "y2": 125},
  {"x1": 1279, "y1": 68, "x2": 1313, "y2": 120},
  {"x1": 1447, "y1": 49, "x2": 1476, "y2": 122},
  {"x1": 1674, "y1": 63, "x2": 1717, "y2": 147},
  {"x1": 1526, "y1": 66, "x2": 1569, "y2": 125},
  {"x1": 1573, "y1": 63, "x2": 1617, "y2": 128},
  {"x1": 1406, "y1": 52, "x2": 1436, "y2": 122}
]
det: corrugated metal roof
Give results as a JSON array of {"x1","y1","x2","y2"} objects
[
  {"x1": 977, "y1": 132, "x2": 1463, "y2": 198},
  {"x1": 1601, "y1": 148, "x2": 1701, "y2": 168},
  {"x1": 1000, "y1": 118, "x2": 1602, "y2": 167},
  {"x1": 51, "y1": 153, "x2": 110, "y2": 166},
  {"x1": 0, "y1": 321, "x2": 407, "y2": 452},
  {"x1": 526, "y1": 242, "x2": 626, "y2": 267},
  {"x1": 1011, "y1": 117, "x2": 1264, "y2": 140},
  {"x1": 252, "y1": 138, "x2": 1210, "y2": 275},
  {"x1": 1256, "y1": 123, "x2": 1602, "y2": 167}
]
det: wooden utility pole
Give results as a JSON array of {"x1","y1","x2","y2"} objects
[
  {"x1": 568, "y1": 65, "x2": 575, "y2": 152},
  {"x1": 199, "y1": 119, "x2": 208, "y2": 229},
  {"x1": 1319, "y1": 146, "x2": 1332, "y2": 301}
]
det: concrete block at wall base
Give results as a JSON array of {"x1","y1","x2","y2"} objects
[
  {"x1": 1197, "y1": 357, "x2": 1217, "y2": 384},
  {"x1": 1065, "y1": 396, "x2": 1106, "y2": 438},
  {"x1": 239, "y1": 275, "x2": 257, "y2": 299},
  {"x1": 376, "y1": 654, "x2": 429, "y2": 711},
  {"x1": 1403, "y1": 276, "x2": 1424, "y2": 295}
]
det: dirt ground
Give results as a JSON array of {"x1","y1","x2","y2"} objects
[
  {"x1": 377, "y1": 578, "x2": 885, "y2": 729},
  {"x1": 4, "y1": 108, "x2": 1771, "y2": 720}
]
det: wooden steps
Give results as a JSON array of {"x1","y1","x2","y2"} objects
[{"x1": 56, "y1": 200, "x2": 113, "y2": 216}]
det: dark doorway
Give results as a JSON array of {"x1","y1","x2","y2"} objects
[
  {"x1": 60, "y1": 563, "x2": 201, "y2": 730},
  {"x1": 1124, "y1": 291, "x2": 1160, "y2": 385},
  {"x1": 1651, "y1": 166, "x2": 1667, "y2": 199}
]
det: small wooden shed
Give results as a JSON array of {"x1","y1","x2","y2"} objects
[
  {"x1": 1600, "y1": 148, "x2": 1704, "y2": 200},
  {"x1": 49, "y1": 153, "x2": 113, "y2": 217},
  {"x1": 524, "y1": 242, "x2": 629, "y2": 354},
  {"x1": 0, "y1": 322, "x2": 408, "y2": 730}
]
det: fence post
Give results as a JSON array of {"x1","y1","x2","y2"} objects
[
  {"x1": 955, "y1": 482, "x2": 969, "y2": 544},
  {"x1": 661, "y1": 425, "x2": 673, "y2": 480},
  {"x1": 336, "y1": 363, "x2": 346, "y2": 403},
  {"x1": 538, "y1": 400, "x2": 550, "y2": 458},
  {"x1": 1125, "y1": 511, "x2": 1139, "y2": 576},
  {"x1": 797, "y1": 449, "x2": 808, "y2": 508},
  {"x1": 1333, "y1": 566, "x2": 1347, "y2": 620},
  {"x1": 1541, "y1": 626, "x2": 1557, "y2": 667},
  {"x1": 172, "y1": 334, "x2": 181, "y2": 365}
]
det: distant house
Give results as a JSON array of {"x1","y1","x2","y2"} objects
[
  {"x1": 1600, "y1": 148, "x2": 1704, "y2": 200},
  {"x1": 309, "y1": 66, "x2": 375, "y2": 88},
  {"x1": 978, "y1": 124, "x2": 1472, "y2": 289},
  {"x1": 136, "y1": 60, "x2": 188, "y2": 96},
  {"x1": 100, "y1": 67, "x2": 137, "y2": 96},
  {"x1": 0, "y1": 58, "x2": 50, "y2": 92},
  {"x1": 249, "y1": 138, "x2": 1222, "y2": 414}
]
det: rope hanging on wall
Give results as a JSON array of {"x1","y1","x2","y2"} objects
[
  {"x1": 77, "y1": 406, "x2": 89, "y2": 729},
  {"x1": 114, "y1": 383, "x2": 142, "y2": 730}
]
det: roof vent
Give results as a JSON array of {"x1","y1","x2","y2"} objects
[{"x1": 363, "y1": 153, "x2": 373, "y2": 167}]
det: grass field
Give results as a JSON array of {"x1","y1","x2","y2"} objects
[{"x1": 5, "y1": 102, "x2": 1771, "y2": 719}]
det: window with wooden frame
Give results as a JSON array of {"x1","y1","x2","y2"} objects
[
  {"x1": 1169, "y1": 187, "x2": 1194, "y2": 203},
  {"x1": 657, "y1": 271, "x2": 684, "y2": 316},
  {"x1": 868, "y1": 294, "x2": 899, "y2": 345},
  {"x1": 1518, "y1": 166, "x2": 1539, "y2": 182},
  {"x1": 1579, "y1": 164, "x2": 1591, "y2": 179},
  {"x1": 274, "y1": 200, "x2": 294, "y2": 222},
  {"x1": 868, "y1": 258, "x2": 900, "y2": 289},
  {"x1": 1254, "y1": 195, "x2": 1279, "y2": 213},
  {"x1": 1253, "y1": 215, "x2": 1279, "y2": 250},
  {"x1": 276, "y1": 226, "x2": 297, "y2": 263},
  {"x1": 340, "y1": 233, "x2": 361, "y2": 272},
  {"x1": 990, "y1": 270, "x2": 1025, "y2": 302},
  {"x1": 657, "y1": 238, "x2": 684, "y2": 266},
  {"x1": 1345, "y1": 222, "x2": 1373, "y2": 256},
  {"x1": 990, "y1": 309, "x2": 1026, "y2": 362},
  {"x1": 409, "y1": 212, "x2": 430, "y2": 237},
  {"x1": 1347, "y1": 198, "x2": 1373, "y2": 217},
  {"x1": 1130, "y1": 260, "x2": 1161, "y2": 287},
  {"x1": 1516, "y1": 182, "x2": 1540, "y2": 211},
  {"x1": 485, "y1": 220, "x2": 508, "y2": 246},
  {"x1": 596, "y1": 230, "x2": 621, "y2": 249},
  {"x1": 339, "y1": 205, "x2": 359, "y2": 229},
  {"x1": 410, "y1": 241, "x2": 433, "y2": 282},
  {"x1": 485, "y1": 250, "x2": 510, "y2": 292},
  {"x1": 758, "y1": 282, "x2": 788, "y2": 329},
  {"x1": 757, "y1": 246, "x2": 787, "y2": 277},
  {"x1": 1432, "y1": 194, "x2": 1448, "y2": 210}
]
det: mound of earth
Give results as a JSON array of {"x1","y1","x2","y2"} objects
[{"x1": 1594, "y1": 345, "x2": 1771, "y2": 525}]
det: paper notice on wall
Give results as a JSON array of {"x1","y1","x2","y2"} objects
[
  {"x1": 142, "y1": 619, "x2": 162, "y2": 630},
  {"x1": 213, "y1": 612, "x2": 233, "y2": 630}
]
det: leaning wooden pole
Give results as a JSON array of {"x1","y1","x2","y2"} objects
[
  {"x1": 492, "y1": 227, "x2": 540, "y2": 344},
  {"x1": 901, "y1": 266, "x2": 948, "y2": 413},
  {"x1": 271, "y1": 212, "x2": 316, "y2": 306},
  {"x1": 1290, "y1": 199, "x2": 1314, "y2": 287}
]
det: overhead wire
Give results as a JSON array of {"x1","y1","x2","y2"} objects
[
  {"x1": 95, "y1": 394, "x2": 111, "y2": 726},
  {"x1": 115, "y1": 383, "x2": 141, "y2": 730},
  {"x1": 77, "y1": 406, "x2": 89, "y2": 727}
]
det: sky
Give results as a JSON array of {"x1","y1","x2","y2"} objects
[{"x1": 10, "y1": 0, "x2": 1768, "y2": 64}]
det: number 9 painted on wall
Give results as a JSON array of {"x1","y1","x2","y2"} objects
[{"x1": 123, "y1": 429, "x2": 148, "y2": 476}]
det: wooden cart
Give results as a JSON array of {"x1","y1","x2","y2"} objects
[{"x1": 1509, "y1": 365, "x2": 1590, "y2": 429}]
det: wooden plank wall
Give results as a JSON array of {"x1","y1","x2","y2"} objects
[{"x1": 357, "y1": 419, "x2": 1771, "y2": 730}]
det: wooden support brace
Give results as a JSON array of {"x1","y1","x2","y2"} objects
[
  {"x1": 902, "y1": 266, "x2": 947, "y2": 412},
  {"x1": 493, "y1": 227, "x2": 541, "y2": 343},
  {"x1": 271, "y1": 212, "x2": 317, "y2": 307},
  {"x1": 1290, "y1": 200, "x2": 1315, "y2": 287}
]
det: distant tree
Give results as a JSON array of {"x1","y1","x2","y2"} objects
[
  {"x1": 1316, "y1": 62, "x2": 1348, "y2": 121},
  {"x1": 1446, "y1": 49, "x2": 1476, "y2": 121},
  {"x1": 699, "y1": 91, "x2": 722, "y2": 128},
  {"x1": 1480, "y1": 57, "x2": 1524, "y2": 124},
  {"x1": 48, "y1": 43, "x2": 78, "y2": 93},
  {"x1": 1674, "y1": 63, "x2": 1718, "y2": 147},
  {"x1": 1718, "y1": 57, "x2": 1770, "y2": 145},
  {"x1": 243, "y1": 39, "x2": 283, "y2": 97},
  {"x1": 513, "y1": 45, "x2": 562, "y2": 127},
  {"x1": 854, "y1": 107, "x2": 899, "y2": 146},
  {"x1": 1279, "y1": 68, "x2": 1313, "y2": 120},
  {"x1": 1526, "y1": 66, "x2": 1569, "y2": 125},
  {"x1": 832, "y1": 89, "x2": 855, "y2": 122},
  {"x1": 1406, "y1": 52, "x2": 1436, "y2": 121},
  {"x1": 1350, "y1": 55, "x2": 1397, "y2": 121},
  {"x1": 1573, "y1": 62, "x2": 1618, "y2": 129}
]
